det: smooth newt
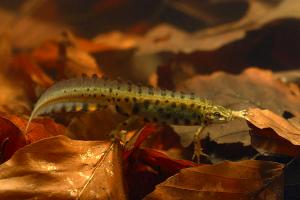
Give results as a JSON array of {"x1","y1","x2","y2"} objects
[{"x1": 26, "y1": 75, "x2": 247, "y2": 162}]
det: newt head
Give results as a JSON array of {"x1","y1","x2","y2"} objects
[{"x1": 205, "y1": 105, "x2": 247, "y2": 123}]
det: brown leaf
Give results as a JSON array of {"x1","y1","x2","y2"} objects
[
  {"x1": 0, "y1": 8, "x2": 65, "y2": 49},
  {"x1": 0, "y1": 117, "x2": 26, "y2": 163},
  {"x1": 64, "y1": 47, "x2": 102, "y2": 77},
  {"x1": 92, "y1": 31, "x2": 139, "y2": 52},
  {"x1": 0, "y1": 69, "x2": 31, "y2": 114},
  {"x1": 32, "y1": 33, "x2": 103, "y2": 79},
  {"x1": 10, "y1": 54, "x2": 54, "y2": 94},
  {"x1": 125, "y1": 147, "x2": 197, "y2": 200},
  {"x1": 175, "y1": 68, "x2": 300, "y2": 152},
  {"x1": 4, "y1": 114, "x2": 66, "y2": 144},
  {"x1": 0, "y1": 114, "x2": 66, "y2": 161},
  {"x1": 0, "y1": 135, "x2": 126, "y2": 200},
  {"x1": 144, "y1": 160, "x2": 283, "y2": 200},
  {"x1": 246, "y1": 108, "x2": 300, "y2": 156},
  {"x1": 136, "y1": 0, "x2": 300, "y2": 54},
  {"x1": 0, "y1": 49, "x2": 52, "y2": 113},
  {"x1": 66, "y1": 109, "x2": 127, "y2": 140}
]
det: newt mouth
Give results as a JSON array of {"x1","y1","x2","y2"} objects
[{"x1": 232, "y1": 110, "x2": 248, "y2": 119}]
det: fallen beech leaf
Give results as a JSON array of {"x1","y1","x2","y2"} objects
[
  {"x1": 66, "y1": 109, "x2": 127, "y2": 140},
  {"x1": 32, "y1": 32, "x2": 139, "y2": 63},
  {"x1": 136, "y1": 0, "x2": 300, "y2": 54},
  {"x1": 126, "y1": 147, "x2": 197, "y2": 200},
  {"x1": 0, "y1": 9, "x2": 65, "y2": 49},
  {"x1": 176, "y1": 68, "x2": 300, "y2": 151},
  {"x1": 0, "y1": 135, "x2": 126, "y2": 200},
  {"x1": 124, "y1": 123, "x2": 158, "y2": 157},
  {"x1": 247, "y1": 108, "x2": 300, "y2": 145},
  {"x1": 136, "y1": 148, "x2": 197, "y2": 176},
  {"x1": 275, "y1": 69, "x2": 300, "y2": 85},
  {"x1": 4, "y1": 114, "x2": 66, "y2": 144},
  {"x1": 144, "y1": 160, "x2": 283, "y2": 200},
  {"x1": 180, "y1": 68, "x2": 300, "y2": 116},
  {"x1": 0, "y1": 71, "x2": 31, "y2": 114},
  {"x1": 65, "y1": 45, "x2": 103, "y2": 78},
  {"x1": 32, "y1": 33, "x2": 103, "y2": 79},
  {"x1": 246, "y1": 108, "x2": 300, "y2": 156},
  {"x1": 10, "y1": 54, "x2": 54, "y2": 88},
  {"x1": 0, "y1": 117, "x2": 26, "y2": 163},
  {"x1": 0, "y1": 43, "x2": 51, "y2": 112},
  {"x1": 92, "y1": 31, "x2": 139, "y2": 51},
  {"x1": 32, "y1": 41, "x2": 59, "y2": 64}
]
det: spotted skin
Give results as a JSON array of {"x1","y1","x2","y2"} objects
[
  {"x1": 27, "y1": 76, "x2": 246, "y2": 128},
  {"x1": 26, "y1": 76, "x2": 247, "y2": 161}
]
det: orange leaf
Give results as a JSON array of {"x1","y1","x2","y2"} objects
[
  {"x1": 0, "y1": 136, "x2": 126, "y2": 200},
  {"x1": 0, "y1": 117, "x2": 26, "y2": 163},
  {"x1": 145, "y1": 160, "x2": 283, "y2": 200},
  {"x1": 246, "y1": 108, "x2": 300, "y2": 156},
  {"x1": 4, "y1": 114, "x2": 65, "y2": 144}
]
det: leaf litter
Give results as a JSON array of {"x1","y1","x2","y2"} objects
[
  {"x1": 1, "y1": 0, "x2": 300, "y2": 199},
  {"x1": 144, "y1": 160, "x2": 284, "y2": 200},
  {"x1": 0, "y1": 136, "x2": 126, "y2": 200}
]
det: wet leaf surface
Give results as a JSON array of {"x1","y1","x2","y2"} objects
[
  {"x1": 247, "y1": 108, "x2": 300, "y2": 156},
  {"x1": 114, "y1": 0, "x2": 300, "y2": 55},
  {"x1": 144, "y1": 160, "x2": 284, "y2": 200},
  {"x1": 174, "y1": 68, "x2": 300, "y2": 158},
  {"x1": 1, "y1": 1, "x2": 300, "y2": 199},
  {"x1": 0, "y1": 136, "x2": 126, "y2": 200},
  {"x1": 0, "y1": 116, "x2": 26, "y2": 163}
]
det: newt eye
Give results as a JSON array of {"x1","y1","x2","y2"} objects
[{"x1": 213, "y1": 112, "x2": 222, "y2": 118}]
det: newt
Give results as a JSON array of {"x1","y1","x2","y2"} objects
[{"x1": 26, "y1": 75, "x2": 247, "y2": 162}]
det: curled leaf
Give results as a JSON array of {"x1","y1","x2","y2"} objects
[{"x1": 246, "y1": 108, "x2": 300, "y2": 156}]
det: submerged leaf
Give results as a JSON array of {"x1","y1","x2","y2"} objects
[
  {"x1": 0, "y1": 135, "x2": 126, "y2": 200},
  {"x1": 0, "y1": 117, "x2": 26, "y2": 163},
  {"x1": 246, "y1": 108, "x2": 300, "y2": 156},
  {"x1": 175, "y1": 68, "x2": 300, "y2": 157},
  {"x1": 4, "y1": 114, "x2": 65, "y2": 144},
  {"x1": 0, "y1": 114, "x2": 65, "y2": 161},
  {"x1": 144, "y1": 160, "x2": 283, "y2": 200},
  {"x1": 137, "y1": 0, "x2": 300, "y2": 54}
]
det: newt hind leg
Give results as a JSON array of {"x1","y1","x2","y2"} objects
[{"x1": 110, "y1": 116, "x2": 140, "y2": 143}]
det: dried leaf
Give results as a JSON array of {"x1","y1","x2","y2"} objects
[
  {"x1": 66, "y1": 109, "x2": 126, "y2": 140},
  {"x1": 135, "y1": 148, "x2": 197, "y2": 176},
  {"x1": 92, "y1": 31, "x2": 139, "y2": 51},
  {"x1": 125, "y1": 147, "x2": 197, "y2": 200},
  {"x1": 275, "y1": 69, "x2": 300, "y2": 85},
  {"x1": 144, "y1": 160, "x2": 284, "y2": 200},
  {"x1": 137, "y1": 0, "x2": 300, "y2": 54},
  {"x1": 175, "y1": 68, "x2": 300, "y2": 151},
  {"x1": 0, "y1": 135, "x2": 126, "y2": 200},
  {"x1": 32, "y1": 34, "x2": 103, "y2": 79},
  {"x1": 65, "y1": 45, "x2": 103, "y2": 78},
  {"x1": 10, "y1": 54, "x2": 54, "y2": 97},
  {"x1": 0, "y1": 117, "x2": 26, "y2": 163},
  {"x1": 0, "y1": 76, "x2": 30, "y2": 114},
  {"x1": 4, "y1": 114, "x2": 65, "y2": 144},
  {"x1": 246, "y1": 108, "x2": 300, "y2": 156},
  {"x1": 0, "y1": 8, "x2": 65, "y2": 49}
]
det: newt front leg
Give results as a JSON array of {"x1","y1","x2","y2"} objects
[{"x1": 192, "y1": 126, "x2": 209, "y2": 163}]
